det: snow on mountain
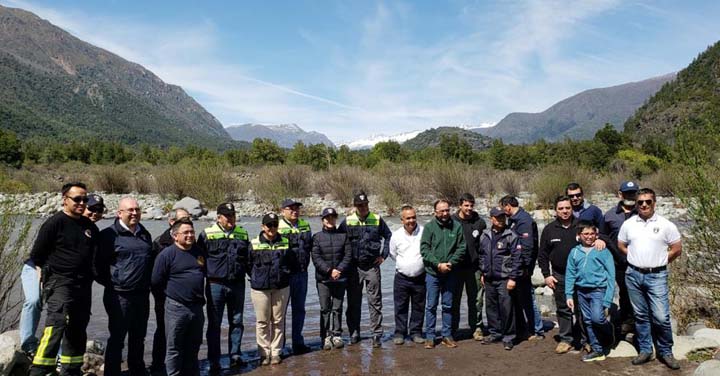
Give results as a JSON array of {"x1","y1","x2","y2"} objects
[{"x1": 342, "y1": 130, "x2": 424, "y2": 150}]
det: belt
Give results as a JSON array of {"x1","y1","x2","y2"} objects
[
  {"x1": 628, "y1": 264, "x2": 666, "y2": 274},
  {"x1": 207, "y1": 277, "x2": 228, "y2": 284}
]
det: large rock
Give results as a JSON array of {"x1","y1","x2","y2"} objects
[
  {"x1": 0, "y1": 330, "x2": 20, "y2": 376},
  {"x1": 694, "y1": 328, "x2": 720, "y2": 344},
  {"x1": 694, "y1": 360, "x2": 720, "y2": 376},
  {"x1": 531, "y1": 267, "x2": 545, "y2": 287},
  {"x1": 607, "y1": 340, "x2": 638, "y2": 358},
  {"x1": 145, "y1": 207, "x2": 165, "y2": 220},
  {"x1": 173, "y1": 197, "x2": 206, "y2": 218},
  {"x1": 673, "y1": 334, "x2": 719, "y2": 360}
]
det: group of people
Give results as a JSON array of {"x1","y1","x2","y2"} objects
[{"x1": 18, "y1": 179, "x2": 684, "y2": 376}]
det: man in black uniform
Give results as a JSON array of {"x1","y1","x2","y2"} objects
[{"x1": 29, "y1": 182, "x2": 99, "y2": 376}]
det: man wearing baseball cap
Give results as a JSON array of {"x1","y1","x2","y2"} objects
[
  {"x1": 338, "y1": 191, "x2": 392, "y2": 348},
  {"x1": 83, "y1": 193, "x2": 105, "y2": 223},
  {"x1": 197, "y1": 203, "x2": 250, "y2": 373},
  {"x1": 600, "y1": 181, "x2": 639, "y2": 337},
  {"x1": 277, "y1": 199, "x2": 312, "y2": 355}
]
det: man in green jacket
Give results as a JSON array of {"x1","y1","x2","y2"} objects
[{"x1": 421, "y1": 199, "x2": 466, "y2": 349}]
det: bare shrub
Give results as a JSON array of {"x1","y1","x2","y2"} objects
[
  {"x1": 640, "y1": 167, "x2": 682, "y2": 196},
  {"x1": 155, "y1": 160, "x2": 240, "y2": 208},
  {"x1": 490, "y1": 169, "x2": 525, "y2": 196},
  {"x1": 320, "y1": 166, "x2": 370, "y2": 206},
  {"x1": 373, "y1": 162, "x2": 422, "y2": 213},
  {"x1": 92, "y1": 165, "x2": 131, "y2": 194},
  {"x1": 529, "y1": 163, "x2": 593, "y2": 208},
  {"x1": 425, "y1": 162, "x2": 477, "y2": 204},
  {"x1": 251, "y1": 165, "x2": 311, "y2": 209},
  {"x1": 0, "y1": 202, "x2": 34, "y2": 332}
]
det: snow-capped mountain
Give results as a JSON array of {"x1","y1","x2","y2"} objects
[
  {"x1": 342, "y1": 130, "x2": 424, "y2": 150},
  {"x1": 225, "y1": 123, "x2": 335, "y2": 148}
]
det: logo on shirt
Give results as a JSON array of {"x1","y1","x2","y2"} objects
[
  {"x1": 653, "y1": 227, "x2": 660, "y2": 234},
  {"x1": 550, "y1": 238, "x2": 561, "y2": 243},
  {"x1": 497, "y1": 242, "x2": 504, "y2": 249},
  {"x1": 84, "y1": 229, "x2": 92, "y2": 238},
  {"x1": 472, "y1": 230, "x2": 479, "y2": 238},
  {"x1": 197, "y1": 255, "x2": 205, "y2": 267}
]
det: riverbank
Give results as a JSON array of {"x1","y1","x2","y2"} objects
[{"x1": 0, "y1": 191, "x2": 688, "y2": 221}]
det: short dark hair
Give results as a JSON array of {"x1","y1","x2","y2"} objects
[
  {"x1": 555, "y1": 195, "x2": 572, "y2": 208},
  {"x1": 576, "y1": 220, "x2": 597, "y2": 235},
  {"x1": 170, "y1": 217, "x2": 194, "y2": 235},
  {"x1": 499, "y1": 195, "x2": 519, "y2": 208},
  {"x1": 61, "y1": 182, "x2": 87, "y2": 196},
  {"x1": 400, "y1": 205, "x2": 414, "y2": 212},
  {"x1": 565, "y1": 182, "x2": 583, "y2": 195},
  {"x1": 638, "y1": 188, "x2": 656, "y2": 201},
  {"x1": 458, "y1": 193, "x2": 475, "y2": 205},
  {"x1": 434, "y1": 199, "x2": 451, "y2": 210}
]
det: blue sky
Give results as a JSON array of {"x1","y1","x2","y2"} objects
[{"x1": 4, "y1": 0, "x2": 720, "y2": 143}]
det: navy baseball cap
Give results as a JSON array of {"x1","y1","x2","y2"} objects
[
  {"x1": 321, "y1": 207, "x2": 338, "y2": 218},
  {"x1": 489, "y1": 207, "x2": 505, "y2": 217},
  {"x1": 87, "y1": 193, "x2": 105, "y2": 209},
  {"x1": 353, "y1": 191, "x2": 369, "y2": 205},
  {"x1": 281, "y1": 198, "x2": 303, "y2": 208},
  {"x1": 262, "y1": 212, "x2": 279, "y2": 226},
  {"x1": 619, "y1": 181, "x2": 639, "y2": 192},
  {"x1": 217, "y1": 202, "x2": 236, "y2": 217}
]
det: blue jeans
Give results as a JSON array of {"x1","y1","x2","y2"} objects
[
  {"x1": 577, "y1": 287, "x2": 612, "y2": 353},
  {"x1": 20, "y1": 262, "x2": 41, "y2": 353},
  {"x1": 626, "y1": 268, "x2": 674, "y2": 356},
  {"x1": 424, "y1": 273, "x2": 457, "y2": 340},
  {"x1": 165, "y1": 298, "x2": 204, "y2": 376},
  {"x1": 288, "y1": 272, "x2": 308, "y2": 346},
  {"x1": 205, "y1": 279, "x2": 245, "y2": 366}
]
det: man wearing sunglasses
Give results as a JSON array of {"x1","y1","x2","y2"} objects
[
  {"x1": 566, "y1": 183, "x2": 604, "y2": 229},
  {"x1": 618, "y1": 188, "x2": 683, "y2": 370},
  {"x1": 29, "y1": 182, "x2": 100, "y2": 376},
  {"x1": 83, "y1": 193, "x2": 106, "y2": 223}
]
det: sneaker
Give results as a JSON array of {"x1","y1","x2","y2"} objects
[
  {"x1": 260, "y1": 357, "x2": 270, "y2": 366},
  {"x1": 424, "y1": 339, "x2": 435, "y2": 349},
  {"x1": 393, "y1": 335, "x2": 405, "y2": 345},
  {"x1": 528, "y1": 334, "x2": 545, "y2": 341},
  {"x1": 481, "y1": 335, "x2": 501, "y2": 345},
  {"x1": 292, "y1": 344, "x2": 312, "y2": 355},
  {"x1": 412, "y1": 335, "x2": 425, "y2": 344},
  {"x1": 332, "y1": 336, "x2": 345, "y2": 349},
  {"x1": 441, "y1": 337, "x2": 458, "y2": 348},
  {"x1": 555, "y1": 342, "x2": 572, "y2": 354},
  {"x1": 323, "y1": 337, "x2": 333, "y2": 351},
  {"x1": 583, "y1": 352, "x2": 606, "y2": 362},
  {"x1": 503, "y1": 341, "x2": 514, "y2": 351},
  {"x1": 229, "y1": 356, "x2": 245, "y2": 368},
  {"x1": 350, "y1": 334, "x2": 361, "y2": 345},
  {"x1": 631, "y1": 352, "x2": 653, "y2": 365},
  {"x1": 473, "y1": 328, "x2": 485, "y2": 341},
  {"x1": 270, "y1": 356, "x2": 282, "y2": 365},
  {"x1": 372, "y1": 335, "x2": 382, "y2": 348},
  {"x1": 659, "y1": 354, "x2": 680, "y2": 370}
]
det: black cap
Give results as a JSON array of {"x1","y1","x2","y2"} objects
[
  {"x1": 619, "y1": 181, "x2": 639, "y2": 192},
  {"x1": 321, "y1": 207, "x2": 338, "y2": 218},
  {"x1": 217, "y1": 202, "x2": 236, "y2": 217},
  {"x1": 281, "y1": 198, "x2": 303, "y2": 208},
  {"x1": 489, "y1": 207, "x2": 506, "y2": 217},
  {"x1": 262, "y1": 212, "x2": 279, "y2": 226},
  {"x1": 87, "y1": 193, "x2": 105, "y2": 209},
  {"x1": 353, "y1": 191, "x2": 369, "y2": 205}
]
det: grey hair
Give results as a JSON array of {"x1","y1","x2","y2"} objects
[{"x1": 169, "y1": 207, "x2": 190, "y2": 220}]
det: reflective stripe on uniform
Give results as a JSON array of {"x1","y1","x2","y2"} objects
[
  {"x1": 204, "y1": 223, "x2": 248, "y2": 241},
  {"x1": 345, "y1": 212, "x2": 380, "y2": 227},
  {"x1": 278, "y1": 218, "x2": 311, "y2": 235},
  {"x1": 33, "y1": 327, "x2": 54, "y2": 365},
  {"x1": 251, "y1": 236, "x2": 289, "y2": 250},
  {"x1": 60, "y1": 355, "x2": 85, "y2": 364}
]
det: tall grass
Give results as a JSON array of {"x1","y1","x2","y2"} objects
[
  {"x1": 251, "y1": 165, "x2": 311, "y2": 210},
  {"x1": 320, "y1": 166, "x2": 370, "y2": 206},
  {"x1": 529, "y1": 163, "x2": 594, "y2": 208},
  {"x1": 92, "y1": 165, "x2": 131, "y2": 194},
  {"x1": 154, "y1": 159, "x2": 241, "y2": 208}
]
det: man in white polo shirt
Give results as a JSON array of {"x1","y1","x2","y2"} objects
[
  {"x1": 618, "y1": 188, "x2": 682, "y2": 370},
  {"x1": 389, "y1": 205, "x2": 426, "y2": 346}
]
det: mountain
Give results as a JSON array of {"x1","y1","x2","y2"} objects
[
  {"x1": 0, "y1": 5, "x2": 238, "y2": 149},
  {"x1": 403, "y1": 127, "x2": 493, "y2": 150},
  {"x1": 225, "y1": 123, "x2": 334, "y2": 148},
  {"x1": 343, "y1": 130, "x2": 423, "y2": 150},
  {"x1": 476, "y1": 73, "x2": 676, "y2": 144},
  {"x1": 624, "y1": 41, "x2": 720, "y2": 142}
]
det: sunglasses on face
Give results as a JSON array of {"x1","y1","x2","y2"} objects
[
  {"x1": 66, "y1": 195, "x2": 89, "y2": 204},
  {"x1": 568, "y1": 193, "x2": 583, "y2": 198},
  {"x1": 265, "y1": 222, "x2": 279, "y2": 228},
  {"x1": 88, "y1": 206, "x2": 104, "y2": 213},
  {"x1": 637, "y1": 199, "x2": 654, "y2": 206}
]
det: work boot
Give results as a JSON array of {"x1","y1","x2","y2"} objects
[
  {"x1": 659, "y1": 354, "x2": 680, "y2": 370},
  {"x1": 441, "y1": 337, "x2": 458, "y2": 348},
  {"x1": 555, "y1": 342, "x2": 572, "y2": 354},
  {"x1": 424, "y1": 339, "x2": 435, "y2": 349},
  {"x1": 350, "y1": 333, "x2": 361, "y2": 345},
  {"x1": 393, "y1": 335, "x2": 405, "y2": 345},
  {"x1": 412, "y1": 335, "x2": 425, "y2": 344},
  {"x1": 631, "y1": 352, "x2": 653, "y2": 365}
]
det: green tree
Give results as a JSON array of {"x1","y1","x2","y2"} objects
[
  {"x1": 287, "y1": 141, "x2": 312, "y2": 165},
  {"x1": 370, "y1": 141, "x2": 406, "y2": 163},
  {"x1": 439, "y1": 134, "x2": 473, "y2": 163},
  {"x1": 249, "y1": 138, "x2": 285, "y2": 164},
  {"x1": 593, "y1": 123, "x2": 623, "y2": 156},
  {"x1": 0, "y1": 130, "x2": 23, "y2": 168}
]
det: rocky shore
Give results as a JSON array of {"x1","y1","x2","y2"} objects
[{"x1": 0, "y1": 192, "x2": 689, "y2": 222}]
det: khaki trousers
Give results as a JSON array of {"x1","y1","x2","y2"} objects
[{"x1": 250, "y1": 287, "x2": 290, "y2": 357}]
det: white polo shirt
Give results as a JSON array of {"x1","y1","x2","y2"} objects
[
  {"x1": 389, "y1": 224, "x2": 425, "y2": 277},
  {"x1": 618, "y1": 213, "x2": 681, "y2": 268}
]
